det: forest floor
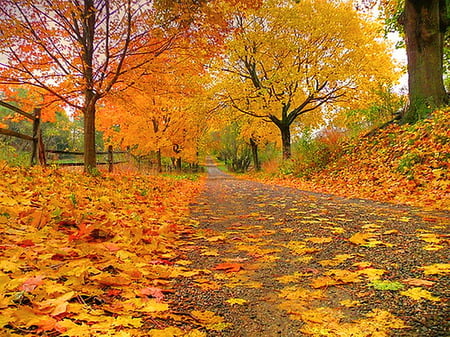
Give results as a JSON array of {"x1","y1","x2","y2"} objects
[
  {"x1": 0, "y1": 161, "x2": 449, "y2": 337},
  {"x1": 166, "y1": 161, "x2": 449, "y2": 337}
]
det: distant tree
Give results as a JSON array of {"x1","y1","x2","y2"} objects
[{"x1": 214, "y1": 0, "x2": 398, "y2": 159}]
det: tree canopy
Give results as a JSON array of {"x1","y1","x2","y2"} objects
[{"x1": 212, "y1": 0, "x2": 399, "y2": 159}]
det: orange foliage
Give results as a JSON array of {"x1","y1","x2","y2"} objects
[{"x1": 249, "y1": 108, "x2": 450, "y2": 210}]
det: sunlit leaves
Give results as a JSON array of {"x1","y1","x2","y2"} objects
[
  {"x1": 0, "y1": 166, "x2": 204, "y2": 336},
  {"x1": 419, "y1": 263, "x2": 450, "y2": 275},
  {"x1": 212, "y1": 0, "x2": 399, "y2": 157},
  {"x1": 250, "y1": 108, "x2": 450, "y2": 211}
]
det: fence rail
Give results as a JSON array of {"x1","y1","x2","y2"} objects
[
  {"x1": 0, "y1": 101, "x2": 44, "y2": 165},
  {"x1": 45, "y1": 145, "x2": 128, "y2": 172}
]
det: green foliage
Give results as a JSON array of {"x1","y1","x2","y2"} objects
[
  {"x1": 369, "y1": 280, "x2": 405, "y2": 291},
  {"x1": 290, "y1": 128, "x2": 342, "y2": 178},
  {"x1": 0, "y1": 142, "x2": 29, "y2": 166},
  {"x1": 397, "y1": 152, "x2": 422, "y2": 177},
  {"x1": 402, "y1": 98, "x2": 435, "y2": 124},
  {"x1": 345, "y1": 87, "x2": 405, "y2": 136},
  {"x1": 217, "y1": 123, "x2": 252, "y2": 173}
]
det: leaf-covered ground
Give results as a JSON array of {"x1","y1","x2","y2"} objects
[
  {"x1": 169, "y1": 164, "x2": 449, "y2": 337},
  {"x1": 0, "y1": 167, "x2": 206, "y2": 336},
  {"x1": 0, "y1": 159, "x2": 449, "y2": 336},
  {"x1": 248, "y1": 108, "x2": 449, "y2": 211}
]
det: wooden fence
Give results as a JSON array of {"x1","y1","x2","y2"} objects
[
  {"x1": 0, "y1": 101, "x2": 45, "y2": 166},
  {"x1": 0, "y1": 101, "x2": 127, "y2": 171},
  {"x1": 45, "y1": 145, "x2": 128, "y2": 172}
]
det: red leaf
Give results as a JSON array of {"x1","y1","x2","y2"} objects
[{"x1": 16, "y1": 239, "x2": 35, "y2": 247}]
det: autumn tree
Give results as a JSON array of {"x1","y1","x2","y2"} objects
[
  {"x1": 0, "y1": 0, "x2": 208, "y2": 172},
  {"x1": 213, "y1": 0, "x2": 398, "y2": 159},
  {"x1": 98, "y1": 51, "x2": 209, "y2": 172}
]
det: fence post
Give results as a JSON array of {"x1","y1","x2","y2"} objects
[
  {"x1": 108, "y1": 145, "x2": 113, "y2": 172},
  {"x1": 30, "y1": 108, "x2": 41, "y2": 166}
]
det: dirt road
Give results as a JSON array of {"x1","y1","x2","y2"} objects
[{"x1": 172, "y1": 161, "x2": 449, "y2": 336}]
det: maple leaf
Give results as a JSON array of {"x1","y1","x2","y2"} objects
[
  {"x1": 17, "y1": 275, "x2": 45, "y2": 292},
  {"x1": 419, "y1": 263, "x2": 450, "y2": 275},
  {"x1": 149, "y1": 326, "x2": 184, "y2": 336},
  {"x1": 212, "y1": 262, "x2": 243, "y2": 272},
  {"x1": 400, "y1": 287, "x2": 440, "y2": 301},
  {"x1": 226, "y1": 298, "x2": 248, "y2": 305},
  {"x1": 402, "y1": 278, "x2": 435, "y2": 287},
  {"x1": 37, "y1": 291, "x2": 75, "y2": 316},
  {"x1": 191, "y1": 310, "x2": 229, "y2": 331},
  {"x1": 369, "y1": 280, "x2": 404, "y2": 291},
  {"x1": 111, "y1": 315, "x2": 143, "y2": 328},
  {"x1": 348, "y1": 232, "x2": 375, "y2": 245},
  {"x1": 138, "y1": 287, "x2": 165, "y2": 301}
]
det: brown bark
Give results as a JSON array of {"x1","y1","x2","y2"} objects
[
  {"x1": 156, "y1": 149, "x2": 162, "y2": 173},
  {"x1": 83, "y1": 91, "x2": 97, "y2": 172},
  {"x1": 249, "y1": 138, "x2": 260, "y2": 171},
  {"x1": 280, "y1": 125, "x2": 291, "y2": 160},
  {"x1": 402, "y1": 0, "x2": 448, "y2": 122},
  {"x1": 82, "y1": 0, "x2": 97, "y2": 173}
]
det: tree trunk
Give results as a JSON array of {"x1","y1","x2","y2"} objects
[
  {"x1": 402, "y1": 0, "x2": 448, "y2": 122},
  {"x1": 82, "y1": 0, "x2": 97, "y2": 173},
  {"x1": 279, "y1": 125, "x2": 291, "y2": 160},
  {"x1": 83, "y1": 92, "x2": 97, "y2": 172},
  {"x1": 176, "y1": 157, "x2": 182, "y2": 172},
  {"x1": 156, "y1": 149, "x2": 162, "y2": 173},
  {"x1": 249, "y1": 138, "x2": 261, "y2": 171}
]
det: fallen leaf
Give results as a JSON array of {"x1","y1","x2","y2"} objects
[
  {"x1": 402, "y1": 278, "x2": 435, "y2": 287},
  {"x1": 400, "y1": 287, "x2": 440, "y2": 301},
  {"x1": 226, "y1": 298, "x2": 247, "y2": 305},
  {"x1": 212, "y1": 262, "x2": 243, "y2": 273}
]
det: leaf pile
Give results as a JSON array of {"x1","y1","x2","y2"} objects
[
  {"x1": 252, "y1": 108, "x2": 449, "y2": 210},
  {"x1": 0, "y1": 166, "x2": 208, "y2": 336}
]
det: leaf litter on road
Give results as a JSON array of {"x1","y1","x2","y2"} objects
[{"x1": 1, "y1": 163, "x2": 449, "y2": 336}]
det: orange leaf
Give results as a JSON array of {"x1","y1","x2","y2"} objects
[
  {"x1": 402, "y1": 278, "x2": 435, "y2": 287},
  {"x1": 213, "y1": 262, "x2": 243, "y2": 273},
  {"x1": 19, "y1": 275, "x2": 45, "y2": 292}
]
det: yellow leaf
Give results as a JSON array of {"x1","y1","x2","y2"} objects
[
  {"x1": 420, "y1": 263, "x2": 450, "y2": 275},
  {"x1": 339, "y1": 299, "x2": 360, "y2": 307},
  {"x1": 184, "y1": 330, "x2": 207, "y2": 337},
  {"x1": 57, "y1": 319, "x2": 92, "y2": 337},
  {"x1": 112, "y1": 315, "x2": 143, "y2": 328},
  {"x1": 37, "y1": 291, "x2": 75, "y2": 316},
  {"x1": 348, "y1": 232, "x2": 374, "y2": 245},
  {"x1": 357, "y1": 268, "x2": 386, "y2": 280},
  {"x1": 383, "y1": 229, "x2": 399, "y2": 235},
  {"x1": 149, "y1": 326, "x2": 184, "y2": 337},
  {"x1": 422, "y1": 244, "x2": 444, "y2": 251},
  {"x1": 400, "y1": 287, "x2": 440, "y2": 301},
  {"x1": 417, "y1": 233, "x2": 441, "y2": 243},
  {"x1": 226, "y1": 298, "x2": 247, "y2": 305},
  {"x1": 402, "y1": 278, "x2": 435, "y2": 287}
]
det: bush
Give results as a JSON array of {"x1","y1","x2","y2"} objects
[
  {"x1": 291, "y1": 128, "x2": 344, "y2": 178},
  {"x1": 0, "y1": 142, "x2": 29, "y2": 166}
]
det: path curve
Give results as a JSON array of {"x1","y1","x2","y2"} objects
[{"x1": 172, "y1": 161, "x2": 449, "y2": 337}]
